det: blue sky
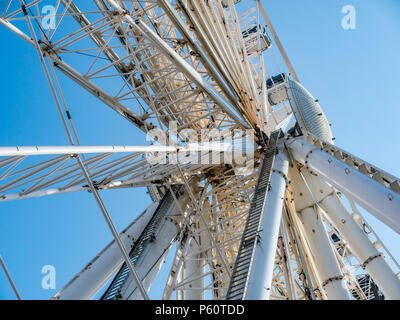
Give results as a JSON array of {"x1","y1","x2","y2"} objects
[{"x1": 0, "y1": 0, "x2": 399, "y2": 299}]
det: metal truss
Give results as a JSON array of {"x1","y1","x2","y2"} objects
[
  {"x1": 0, "y1": 0, "x2": 259, "y2": 134},
  {"x1": 1, "y1": 0, "x2": 400, "y2": 301},
  {"x1": 0, "y1": 149, "x2": 223, "y2": 201}
]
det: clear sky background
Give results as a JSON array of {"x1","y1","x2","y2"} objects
[{"x1": 0, "y1": 0, "x2": 399, "y2": 299}]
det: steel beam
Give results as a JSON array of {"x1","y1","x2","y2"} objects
[
  {"x1": 0, "y1": 255, "x2": 22, "y2": 300},
  {"x1": 288, "y1": 137, "x2": 400, "y2": 234},
  {"x1": 244, "y1": 150, "x2": 289, "y2": 300},
  {"x1": 157, "y1": 0, "x2": 237, "y2": 104},
  {"x1": 183, "y1": 237, "x2": 205, "y2": 300},
  {"x1": 256, "y1": 0, "x2": 300, "y2": 82},
  {"x1": 104, "y1": 0, "x2": 249, "y2": 129},
  {"x1": 299, "y1": 206, "x2": 351, "y2": 300},
  {"x1": 117, "y1": 190, "x2": 191, "y2": 299},
  {"x1": 321, "y1": 194, "x2": 400, "y2": 299}
]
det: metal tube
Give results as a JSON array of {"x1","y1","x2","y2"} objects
[
  {"x1": 0, "y1": 17, "x2": 34, "y2": 46},
  {"x1": 184, "y1": 237, "x2": 205, "y2": 300},
  {"x1": 321, "y1": 194, "x2": 400, "y2": 299},
  {"x1": 19, "y1": 0, "x2": 148, "y2": 300},
  {"x1": 119, "y1": 191, "x2": 190, "y2": 299},
  {"x1": 176, "y1": 0, "x2": 237, "y2": 92},
  {"x1": 157, "y1": 0, "x2": 237, "y2": 103},
  {"x1": 0, "y1": 140, "x2": 256, "y2": 157},
  {"x1": 177, "y1": 267, "x2": 184, "y2": 300},
  {"x1": 283, "y1": 204, "x2": 317, "y2": 299},
  {"x1": 280, "y1": 220, "x2": 297, "y2": 299},
  {"x1": 257, "y1": 0, "x2": 300, "y2": 82},
  {"x1": 104, "y1": 0, "x2": 249, "y2": 129},
  {"x1": 75, "y1": 158, "x2": 150, "y2": 300},
  {"x1": 51, "y1": 55, "x2": 152, "y2": 132},
  {"x1": 299, "y1": 206, "x2": 351, "y2": 300},
  {"x1": 244, "y1": 150, "x2": 289, "y2": 300},
  {"x1": 0, "y1": 145, "x2": 174, "y2": 157},
  {"x1": 135, "y1": 19, "x2": 250, "y2": 129},
  {"x1": 288, "y1": 137, "x2": 400, "y2": 234},
  {"x1": 162, "y1": 236, "x2": 190, "y2": 300},
  {"x1": 0, "y1": 255, "x2": 22, "y2": 300}
]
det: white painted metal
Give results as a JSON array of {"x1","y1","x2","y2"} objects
[
  {"x1": 136, "y1": 19, "x2": 250, "y2": 130},
  {"x1": 0, "y1": 151, "x2": 220, "y2": 203},
  {"x1": 0, "y1": 255, "x2": 22, "y2": 300},
  {"x1": 0, "y1": 141, "x2": 256, "y2": 157},
  {"x1": 0, "y1": 17, "x2": 34, "y2": 45},
  {"x1": 183, "y1": 237, "x2": 205, "y2": 300},
  {"x1": 289, "y1": 161, "x2": 400, "y2": 300},
  {"x1": 126, "y1": 248, "x2": 172, "y2": 300},
  {"x1": 244, "y1": 150, "x2": 289, "y2": 300},
  {"x1": 279, "y1": 222, "x2": 297, "y2": 300},
  {"x1": 75, "y1": 155, "x2": 150, "y2": 300},
  {"x1": 1, "y1": 0, "x2": 398, "y2": 301},
  {"x1": 157, "y1": 0, "x2": 237, "y2": 103},
  {"x1": 0, "y1": 146, "x2": 174, "y2": 157},
  {"x1": 286, "y1": 80, "x2": 333, "y2": 143},
  {"x1": 53, "y1": 203, "x2": 157, "y2": 300},
  {"x1": 288, "y1": 137, "x2": 400, "y2": 234},
  {"x1": 177, "y1": 267, "x2": 184, "y2": 300},
  {"x1": 118, "y1": 190, "x2": 191, "y2": 299},
  {"x1": 24, "y1": 5, "x2": 150, "y2": 296},
  {"x1": 257, "y1": 1, "x2": 300, "y2": 82},
  {"x1": 299, "y1": 206, "x2": 351, "y2": 300},
  {"x1": 321, "y1": 194, "x2": 400, "y2": 300},
  {"x1": 105, "y1": 0, "x2": 250, "y2": 129}
]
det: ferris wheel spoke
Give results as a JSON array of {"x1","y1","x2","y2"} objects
[
  {"x1": 2, "y1": 0, "x2": 42, "y2": 20},
  {"x1": 0, "y1": 147, "x2": 226, "y2": 201},
  {"x1": 1, "y1": 0, "x2": 265, "y2": 137},
  {"x1": 2, "y1": 0, "x2": 400, "y2": 302},
  {"x1": 158, "y1": 0, "x2": 237, "y2": 104},
  {"x1": 163, "y1": 165, "x2": 259, "y2": 299}
]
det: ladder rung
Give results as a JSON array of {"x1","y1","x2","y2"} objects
[{"x1": 227, "y1": 149, "x2": 276, "y2": 300}]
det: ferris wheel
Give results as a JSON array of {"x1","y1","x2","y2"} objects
[{"x1": 1, "y1": 0, "x2": 400, "y2": 300}]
